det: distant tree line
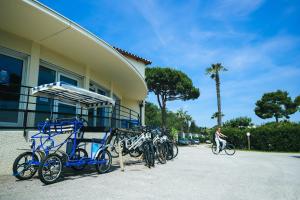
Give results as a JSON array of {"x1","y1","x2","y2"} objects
[{"x1": 145, "y1": 101, "x2": 203, "y2": 134}]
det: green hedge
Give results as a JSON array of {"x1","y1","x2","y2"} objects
[{"x1": 210, "y1": 122, "x2": 300, "y2": 152}]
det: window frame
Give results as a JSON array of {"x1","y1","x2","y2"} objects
[
  {"x1": 38, "y1": 60, "x2": 83, "y2": 120},
  {"x1": 0, "y1": 46, "x2": 29, "y2": 127}
]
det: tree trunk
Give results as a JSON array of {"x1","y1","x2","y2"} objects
[
  {"x1": 161, "y1": 100, "x2": 167, "y2": 129},
  {"x1": 156, "y1": 94, "x2": 167, "y2": 129},
  {"x1": 215, "y1": 72, "x2": 222, "y2": 127}
]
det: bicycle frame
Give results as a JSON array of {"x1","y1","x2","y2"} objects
[{"x1": 64, "y1": 130, "x2": 111, "y2": 167}]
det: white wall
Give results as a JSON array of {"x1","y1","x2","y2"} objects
[{"x1": 124, "y1": 57, "x2": 146, "y2": 78}]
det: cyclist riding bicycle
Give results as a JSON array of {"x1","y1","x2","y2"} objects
[{"x1": 215, "y1": 127, "x2": 227, "y2": 152}]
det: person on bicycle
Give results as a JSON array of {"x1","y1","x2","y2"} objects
[{"x1": 215, "y1": 127, "x2": 227, "y2": 152}]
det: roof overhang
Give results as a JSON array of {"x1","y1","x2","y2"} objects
[{"x1": 0, "y1": 0, "x2": 147, "y2": 100}]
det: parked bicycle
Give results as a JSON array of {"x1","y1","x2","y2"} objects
[{"x1": 109, "y1": 126, "x2": 178, "y2": 167}]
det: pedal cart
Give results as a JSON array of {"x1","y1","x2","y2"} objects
[{"x1": 12, "y1": 82, "x2": 115, "y2": 184}]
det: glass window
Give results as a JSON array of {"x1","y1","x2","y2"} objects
[
  {"x1": 57, "y1": 74, "x2": 78, "y2": 119},
  {"x1": 38, "y1": 66, "x2": 56, "y2": 85},
  {"x1": 35, "y1": 66, "x2": 56, "y2": 123},
  {"x1": 57, "y1": 104, "x2": 77, "y2": 118},
  {"x1": 0, "y1": 54, "x2": 23, "y2": 123},
  {"x1": 60, "y1": 75, "x2": 78, "y2": 86}
]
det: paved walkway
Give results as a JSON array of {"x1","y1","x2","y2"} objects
[{"x1": 1, "y1": 145, "x2": 299, "y2": 200}]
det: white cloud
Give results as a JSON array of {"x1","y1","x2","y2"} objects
[
  {"x1": 207, "y1": 0, "x2": 265, "y2": 20},
  {"x1": 130, "y1": 0, "x2": 171, "y2": 46}
]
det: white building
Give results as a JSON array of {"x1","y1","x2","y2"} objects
[{"x1": 0, "y1": 0, "x2": 151, "y2": 175}]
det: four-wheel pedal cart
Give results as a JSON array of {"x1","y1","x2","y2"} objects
[{"x1": 12, "y1": 82, "x2": 115, "y2": 184}]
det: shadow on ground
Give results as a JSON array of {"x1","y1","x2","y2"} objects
[{"x1": 290, "y1": 155, "x2": 300, "y2": 159}]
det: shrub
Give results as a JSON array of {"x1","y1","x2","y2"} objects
[
  {"x1": 210, "y1": 122, "x2": 300, "y2": 152},
  {"x1": 251, "y1": 122, "x2": 300, "y2": 152}
]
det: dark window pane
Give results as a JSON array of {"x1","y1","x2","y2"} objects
[
  {"x1": 38, "y1": 66, "x2": 56, "y2": 85},
  {"x1": 60, "y1": 75, "x2": 77, "y2": 86},
  {"x1": 57, "y1": 75, "x2": 78, "y2": 119},
  {"x1": 0, "y1": 54, "x2": 23, "y2": 123},
  {"x1": 57, "y1": 103, "x2": 76, "y2": 119},
  {"x1": 35, "y1": 66, "x2": 56, "y2": 124},
  {"x1": 89, "y1": 86, "x2": 109, "y2": 128},
  {"x1": 88, "y1": 108, "x2": 94, "y2": 127}
]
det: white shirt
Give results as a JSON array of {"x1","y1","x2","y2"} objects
[{"x1": 215, "y1": 131, "x2": 221, "y2": 140}]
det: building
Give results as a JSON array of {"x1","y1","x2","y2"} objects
[{"x1": 0, "y1": 0, "x2": 151, "y2": 175}]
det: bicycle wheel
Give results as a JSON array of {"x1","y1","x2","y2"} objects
[
  {"x1": 38, "y1": 153, "x2": 63, "y2": 185},
  {"x1": 110, "y1": 135, "x2": 120, "y2": 158},
  {"x1": 225, "y1": 144, "x2": 236, "y2": 155},
  {"x1": 172, "y1": 142, "x2": 178, "y2": 158},
  {"x1": 149, "y1": 142, "x2": 155, "y2": 167},
  {"x1": 13, "y1": 152, "x2": 39, "y2": 180},
  {"x1": 129, "y1": 148, "x2": 142, "y2": 158},
  {"x1": 142, "y1": 141, "x2": 151, "y2": 168},
  {"x1": 70, "y1": 148, "x2": 88, "y2": 171},
  {"x1": 211, "y1": 144, "x2": 219, "y2": 155},
  {"x1": 166, "y1": 142, "x2": 174, "y2": 160},
  {"x1": 156, "y1": 143, "x2": 167, "y2": 164},
  {"x1": 95, "y1": 150, "x2": 112, "y2": 174}
]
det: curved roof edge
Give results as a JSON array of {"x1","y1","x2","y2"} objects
[{"x1": 26, "y1": 0, "x2": 148, "y2": 93}]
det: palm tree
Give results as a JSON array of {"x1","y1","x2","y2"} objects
[
  {"x1": 211, "y1": 112, "x2": 224, "y2": 120},
  {"x1": 185, "y1": 114, "x2": 192, "y2": 133},
  {"x1": 176, "y1": 108, "x2": 187, "y2": 133},
  {"x1": 206, "y1": 63, "x2": 227, "y2": 126}
]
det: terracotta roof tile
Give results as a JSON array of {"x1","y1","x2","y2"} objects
[{"x1": 113, "y1": 47, "x2": 152, "y2": 65}]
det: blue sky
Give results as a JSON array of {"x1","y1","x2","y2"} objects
[{"x1": 39, "y1": 0, "x2": 300, "y2": 127}]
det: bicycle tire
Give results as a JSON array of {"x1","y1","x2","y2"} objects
[
  {"x1": 129, "y1": 148, "x2": 142, "y2": 158},
  {"x1": 149, "y1": 141, "x2": 155, "y2": 167},
  {"x1": 225, "y1": 144, "x2": 236, "y2": 155},
  {"x1": 143, "y1": 141, "x2": 151, "y2": 168},
  {"x1": 38, "y1": 153, "x2": 63, "y2": 185},
  {"x1": 110, "y1": 136, "x2": 120, "y2": 158},
  {"x1": 166, "y1": 142, "x2": 174, "y2": 160},
  {"x1": 13, "y1": 152, "x2": 39, "y2": 180},
  {"x1": 156, "y1": 143, "x2": 167, "y2": 164},
  {"x1": 111, "y1": 135, "x2": 129, "y2": 157},
  {"x1": 95, "y1": 150, "x2": 112, "y2": 174},
  {"x1": 172, "y1": 142, "x2": 178, "y2": 158}
]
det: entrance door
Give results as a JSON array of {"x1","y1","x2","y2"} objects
[
  {"x1": 89, "y1": 83, "x2": 109, "y2": 128},
  {"x1": 0, "y1": 54, "x2": 24, "y2": 126}
]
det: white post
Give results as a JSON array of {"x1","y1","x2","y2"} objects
[
  {"x1": 118, "y1": 141, "x2": 124, "y2": 171},
  {"x1": 246, "y1": 132, "x2": 251, "y2": 150},
  {"x1": 26, "y1": 42, "x2": 40, "y2": 128}
]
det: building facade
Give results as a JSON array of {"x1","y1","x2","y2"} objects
[{"x1": 0, "y1": 0, "x2": 150, "y2": 175}]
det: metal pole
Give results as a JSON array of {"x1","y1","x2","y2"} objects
[
  {"x1": 248, "y1": 136, "x2": 250, "y2": 150},
  {"x1": 118, "y1": 141, "x2": 124, "y2": 172},
  {"x1": 246, "y1": 132, "x2": 251, "y2": 150},
  {"x1": 23, "y1": 87, "x2": 30, "y2": 138}
]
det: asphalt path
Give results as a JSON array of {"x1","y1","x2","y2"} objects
[{"x1": 0, "y1": 145, "x2": 299, "y2": 200}]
